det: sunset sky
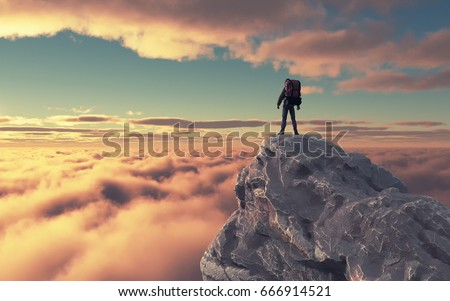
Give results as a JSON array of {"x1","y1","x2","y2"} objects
[
  {"x1": 0, "y1": 0, "x2": 449, "y2": 147},
  {"x1": 0, "y1": 0, "x2": 449, "y2": 281}
]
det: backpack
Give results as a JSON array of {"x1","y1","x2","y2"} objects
[{"x1": 284, "y1": 79, "x2": 302, "y2": 106}]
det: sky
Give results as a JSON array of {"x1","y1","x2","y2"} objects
[
  {"x1": 0, "y1": 0, "x2": 450, "y2": 281},
  {"x1": 0, "y1": 0, "x2": 449, "y2": 147}
]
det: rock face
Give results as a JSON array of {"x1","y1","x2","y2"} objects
[{"x1": 200, "y1": 136, "x2": 450, "y2": 281}]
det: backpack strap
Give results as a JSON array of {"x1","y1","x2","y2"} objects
[{"x1": 284, "y1": 79, "x2": 293, "y2": 97}]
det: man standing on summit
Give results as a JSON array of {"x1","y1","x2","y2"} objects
[{"x1": 277, "y1": 78, "x2": 302, "y2": 135}]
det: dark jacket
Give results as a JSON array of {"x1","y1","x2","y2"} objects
[{"x1": 277, "y1": 88, "x2": 286, "y2": 107}]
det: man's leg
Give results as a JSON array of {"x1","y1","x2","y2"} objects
[
  {"x1": 279, "y1": 105, "x2": 289, "y2": 134},
  {"x1": 289, "y1": 106, "x2": 299, "y2": 135}
]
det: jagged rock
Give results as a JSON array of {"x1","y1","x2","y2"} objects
[{"x1": 200, "y1": 136, "x2": 450, "y2": 281}]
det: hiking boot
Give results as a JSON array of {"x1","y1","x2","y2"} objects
[
  {"x1": 294, "y1": 131, "x2": 300, "y2": 136},
  {"x1": 278, "y1": 131, "x2": 285, "y2": 136}
]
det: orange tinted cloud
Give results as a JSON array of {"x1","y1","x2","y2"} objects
[
  {"x1": 234, "y1": 26, "x2": 450, "y2": 84},
  {"x1": 1, "y1": 145, "x2": 449, "y2": 280},
  {"x1": 302, "y1": 86, "x2": 324, "y2": 94},
  {"x1": 0, "y1": 126, "x2": 93, "y2": 133},
  {"x1": 356, "y1": 148, "x2": 450, "y2": 207},
  {"x1": 1, "y1": 0, "x2": 448, "y2": 91},
  {"x1": 396, "y1": 30, "x2": 450, "y2": 69},
  {"x1": 62, "y1": 115, "x2": 120, "y2": 123},
  {"x1": 1, "y1": 115, "x2": 449, "y2": 148},
  {"x1": 393, "y1": 121, "x2": 446, "y2": 127},
  {"x1": 0, "y1": 0, "x2": 323, "y2": 61},
  {"x1": 338, "y1": 69, "x2": 450, "y2": 93},
  {"x1": 0, "y1": 148, "x2": 250, "y2": 280},
  {"x1": 233, "y1": 25, "x2": 396, "y2": 77}
]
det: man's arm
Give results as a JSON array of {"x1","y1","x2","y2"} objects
[{"x1": 277, "y1": 88, "x2": 285, "y2": 108}]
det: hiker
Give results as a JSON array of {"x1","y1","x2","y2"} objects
[{"x1": 277, "y1": 78, "x2": 302, "y2": 135}]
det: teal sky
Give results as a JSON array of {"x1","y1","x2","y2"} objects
[
  {"x1": 0, "y1": 31, "x2": 449, "y2": 124},
  {"x1": 0, "y1": 0, "x2": 449, "y2": 147}
]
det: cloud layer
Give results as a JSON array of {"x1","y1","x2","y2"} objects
[
  {"x1": 1, "y1": 0, "x2": 449, "y2": 92},
  {"x1": 0, "y1": 0, "x2": 323, "y2": 61},
  {"x1": 338, "y1": 69, "x2": 450, "y2": 93},
  {"x1": 359, "y1": 148, "x2": 450, "y2": 207},
  {"x1": 0, "y1": 148, "x2": 249, "y2": 280},
  {"x1": 0, "y1": 145, "x2": 448, "y2": 280},
  {"x1": 1, "y1": 114, "x2": 449, "y2": 148}
]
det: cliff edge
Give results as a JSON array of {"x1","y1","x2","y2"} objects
[{"x1": 200, "y1": 136, "x2": 450, "y2": 280}]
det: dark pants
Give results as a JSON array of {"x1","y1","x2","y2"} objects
[{"x1": 280, "y1": 105, "x2": 298, "y2": 134}]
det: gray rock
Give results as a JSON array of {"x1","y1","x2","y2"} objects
[{"x1": 200, "y1": 136, "x2": 450, "y2": 281}]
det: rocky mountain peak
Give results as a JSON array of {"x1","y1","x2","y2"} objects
[{"x1": 200, "y1": 136, "x2": 450, "y2": 281}]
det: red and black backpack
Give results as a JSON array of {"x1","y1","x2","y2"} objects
[{"x1": 284, "y1": 79, "x2": 302, "y2": 106}]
